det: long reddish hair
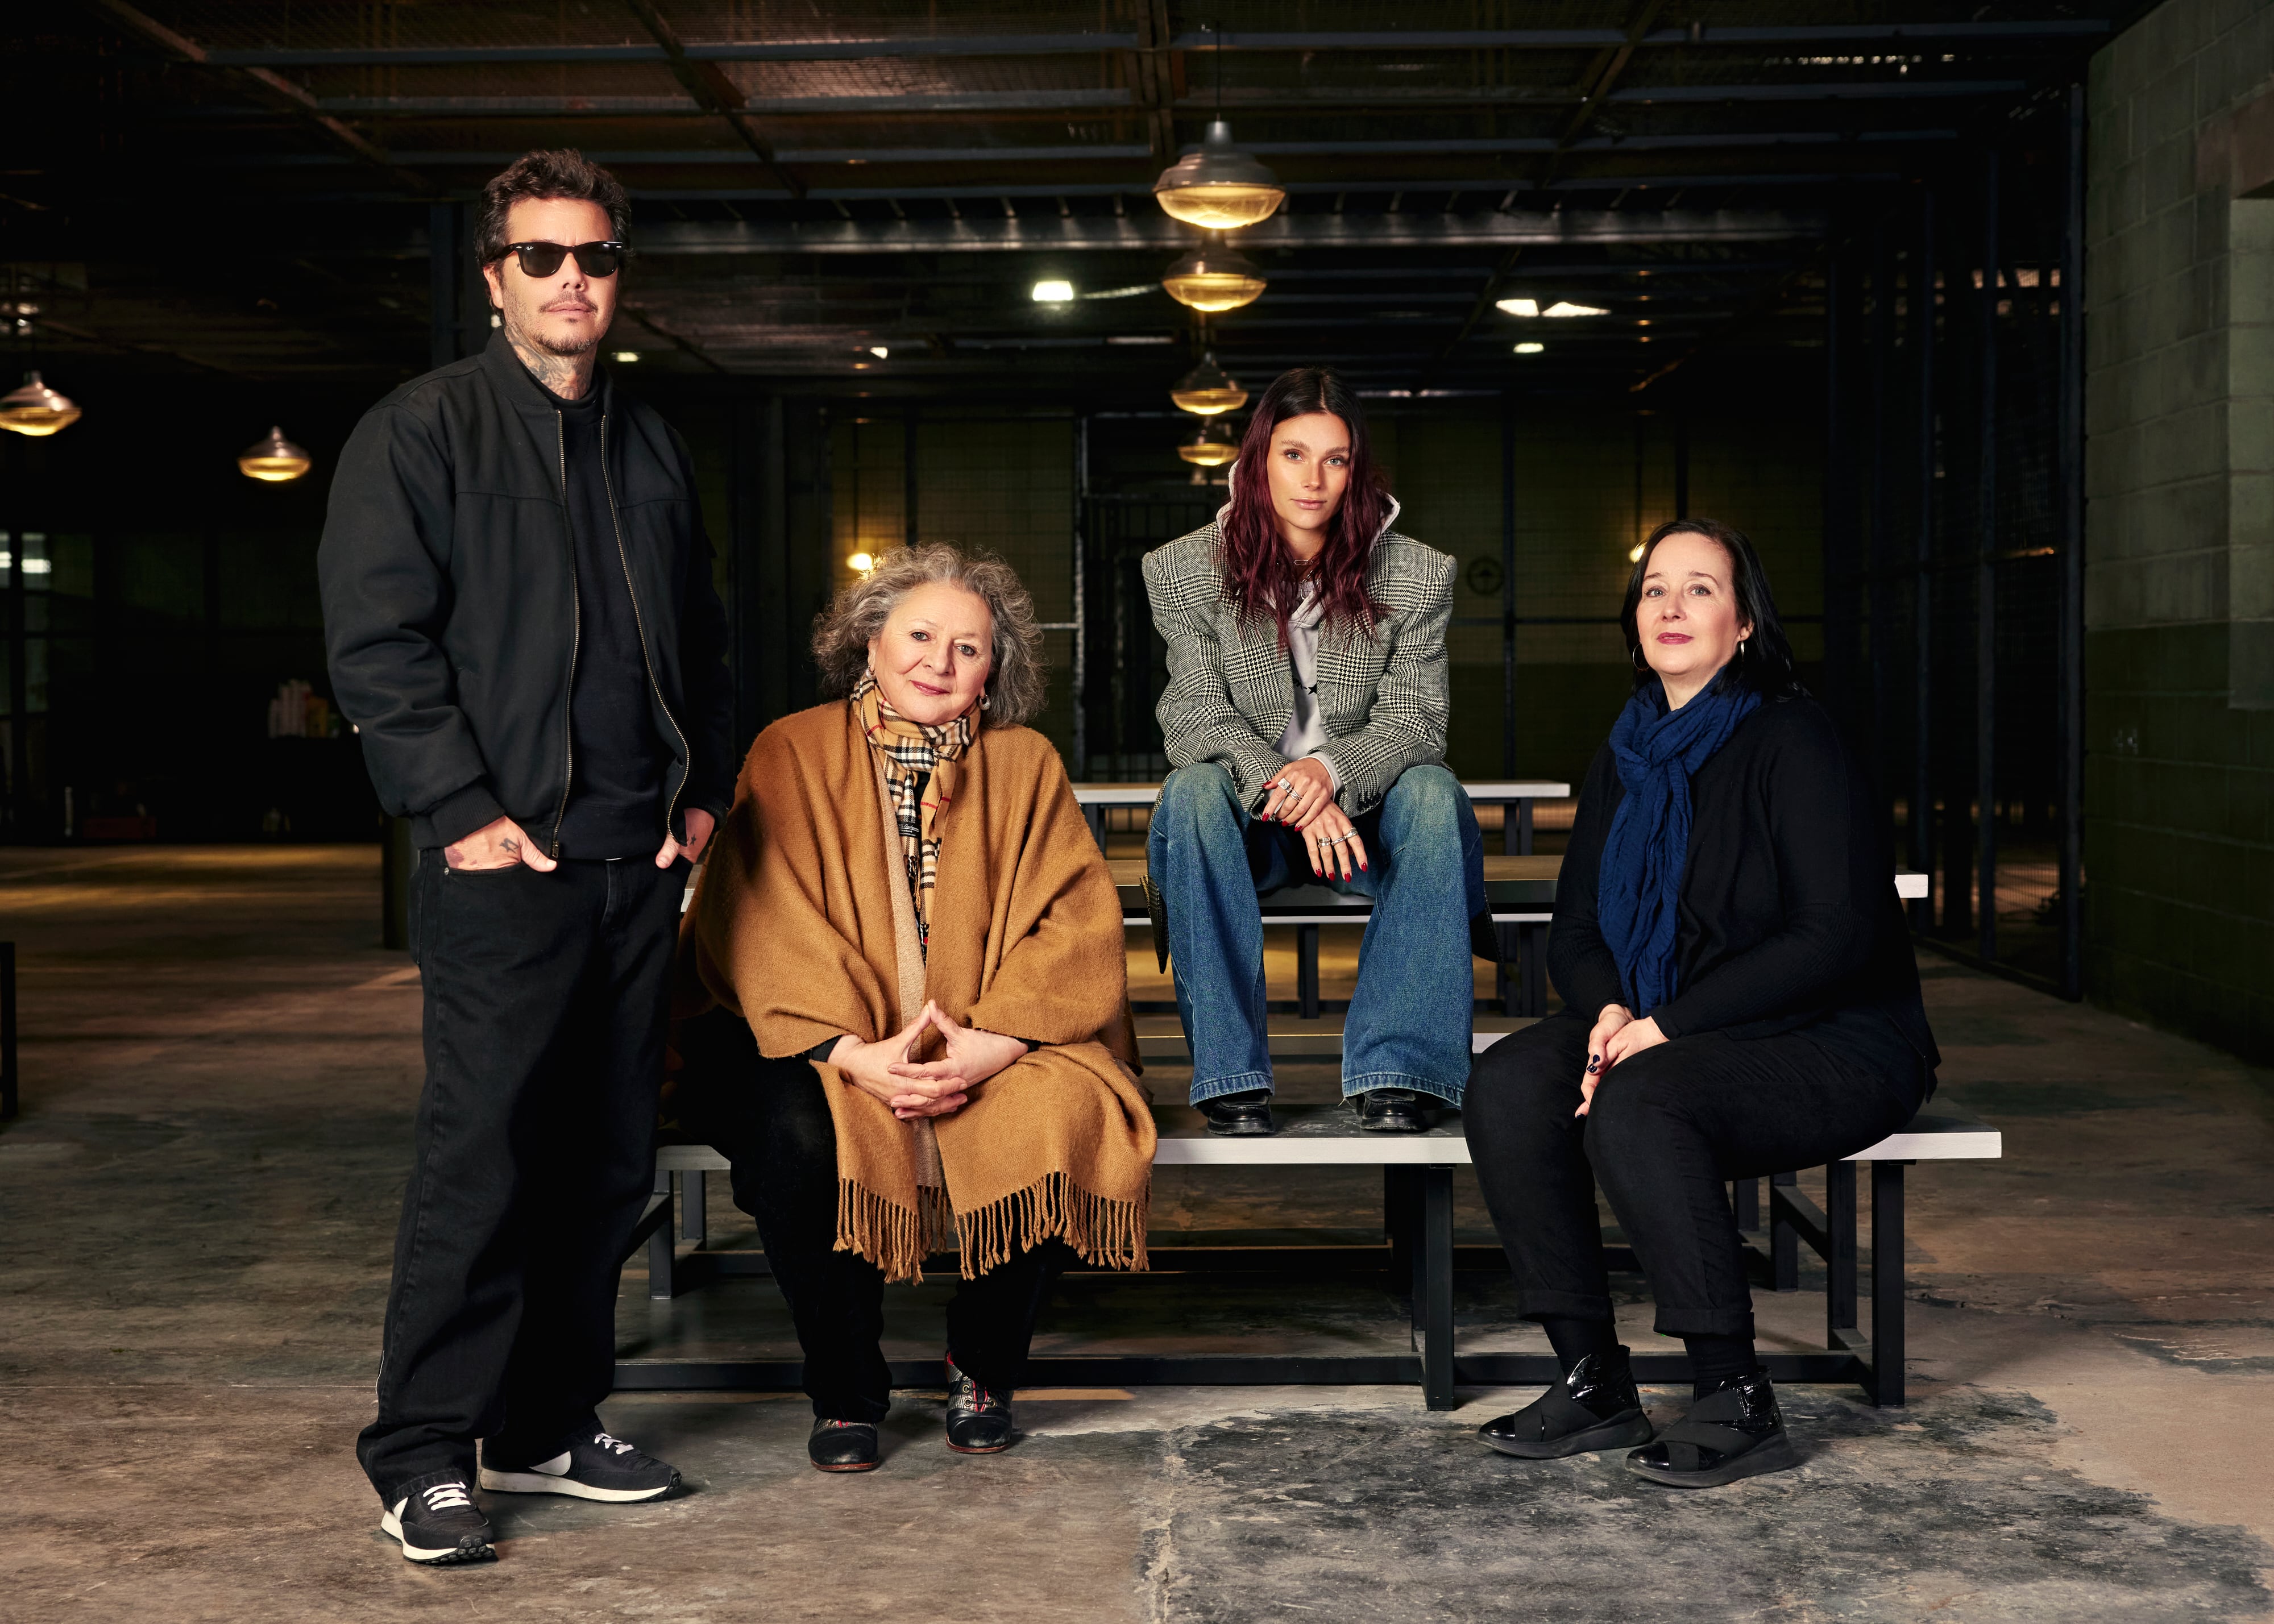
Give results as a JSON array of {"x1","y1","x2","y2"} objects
[{"x1": 1217, "y1": 367, "x2": 1392, "y2": 640}]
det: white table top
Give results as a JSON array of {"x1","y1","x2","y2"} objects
[{"x1": 1072, "y1": 780, "x2": 1569, "y2": 804}]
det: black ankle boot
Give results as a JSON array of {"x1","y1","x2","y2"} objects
[
  {"x1": 1478, "y1": 1349, "x2": 1654, "y2": 1459},
  {"x1": 1625, "y1": 1369, "x2": 1799, "y2": 1488},
  {"x1": 1197, "y1": 1088, "x2": 1275, "y2": 1136}
]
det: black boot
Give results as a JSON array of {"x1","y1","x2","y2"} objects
[
  {"x1": 1351, "y1": 1087, "x2": 1431, "y2": 1132},
  {"x1": 807, "y1": 1417, "x2": 881, "y2": 1473},
  {"x1": 1478, "y1": 1349, "x2": 1655, "y2": 1459},
  {"x1": 944, "y1": 1357, "x2": 1016, "y2": 1453},
  {"x1": 1625, "y1": 1369, "x2": 1799, "y2": 1488},
  {"x1": 1197, "y1": 1087, "x2": 1275, "y2": 1136}
]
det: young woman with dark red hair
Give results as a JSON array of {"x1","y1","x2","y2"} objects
[{"x1": 1143, "y1": 367, "x2": 1485, "y2": 1136}]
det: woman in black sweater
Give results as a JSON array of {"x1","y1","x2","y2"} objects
[{"x1": 1464, "y1": 517, "x2": 1938, "y2": 1488}]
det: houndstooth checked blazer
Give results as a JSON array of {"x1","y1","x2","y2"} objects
[{"x1": 1142, "y1": 509, "x2": 1455, "y2": 817}]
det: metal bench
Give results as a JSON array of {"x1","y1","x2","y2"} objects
[{"x1": 624, "y1": 1077, "x2": 1995, "y2": 1410}]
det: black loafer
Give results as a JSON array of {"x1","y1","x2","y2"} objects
[
  {"x1": 807, "y1": 1418, "x2": 881, "y2": 1473},
  {"x1": 1479, "y1": 1349, "x2": 1655, "y2": 1459},
  {"x1": 1198, "y1": 1088, "x2": 1275, "y2": 1136},
  {"x1": 944, "y1": 1357, "x2": 1016, "y2": 1453},
  {"x1": 1351, "y1": 1087, "x2": 1430, "y2": 1132},
  {"x1": 1626, "y1": 1370, "x2": 1799, "y2": 1488}
]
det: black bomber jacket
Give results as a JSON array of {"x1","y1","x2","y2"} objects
[{"x1": 319, "y1": 333, "x2": 736, "y2": 852}]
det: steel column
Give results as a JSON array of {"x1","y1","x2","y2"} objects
[
  {"x1": 2059, "y1": 84, "x2": 2087, "y2": 1002},
  {"x1": 1912, "y1": 190, "x2": 1937, "y2": 931},
  {"x1": 1500, "y1": 394, "x2": 1517, "y2": 778},
  {"x1": 1976, "y1": 151, "x2": 2001, "y2": 965}
]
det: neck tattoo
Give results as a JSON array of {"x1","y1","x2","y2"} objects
[{"x1": 505, "y1": 327, "x2": 595, "y2": 401}]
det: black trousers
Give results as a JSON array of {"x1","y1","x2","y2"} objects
[
  {"x1": 356, "y1": 851, "x2": 685, "y2": 1500},
  {"x1": 678, "y1": 1013, "x2": 1068, "y2": 1423},
  {"x1": 1463, "y1": 1012, "x2": 1923, "y2": 1341}
]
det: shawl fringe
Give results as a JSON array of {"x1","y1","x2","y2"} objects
[{"x1": 837, "y1": 1169, "x2": 1151, "y2": 1284}]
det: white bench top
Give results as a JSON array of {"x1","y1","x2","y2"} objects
[
  {"x1": 1148, "y1": 1104, "x2": 1999, "y2": 1166},
  {"x1": 1073, "y1": 780, "x2": 1570, "y2": 804},
  {"x1": 658, "y1": 1108, "x2": 1998, "y2": 1173}
]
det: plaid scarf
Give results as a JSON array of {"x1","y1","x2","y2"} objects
[{"x1": 853, "y1": 671, "x2": 976, "y2": 956}]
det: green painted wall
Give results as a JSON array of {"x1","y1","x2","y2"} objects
[{"x1": 2085, "y1": 0, "x2": 2274, "y2": 1058}]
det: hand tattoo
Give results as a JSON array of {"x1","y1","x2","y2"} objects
[{"x1": 500, "y1": 836, "x2": 521, "y2": 855}]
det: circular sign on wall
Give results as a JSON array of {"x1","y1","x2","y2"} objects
[{"x1": 1465, "y1": 556, "x2": 1505, "y2": 598}]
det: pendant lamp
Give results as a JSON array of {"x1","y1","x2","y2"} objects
[
  {"x1": 1169, "y1": 352, "x2": 1247, "y2": 416},
  {"x1": 1161, "y1": 242, "x2": 1267, "y2": 313},
  {"x1": 0, "y1": 371, "x2": 82, "y2": 437},
  {"x1": 1153, "y1": 121, "x2": 1287, "y2": 231},
  {"x1": 1176, "y1": 419, "x2": 1239, "y2": 467},
  {"x1": 238, "y1": 425, "x2": 313, "y2": 483}
]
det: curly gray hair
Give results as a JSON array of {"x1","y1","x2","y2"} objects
[{"x1": 810, "y1": 543, "x2": 1049, "y2": 725}]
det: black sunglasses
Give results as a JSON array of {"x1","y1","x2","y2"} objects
[{"x1": 500, "y1": 240, "x2": 628, "y2": 278}]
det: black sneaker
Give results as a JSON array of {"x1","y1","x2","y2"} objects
[
  {"x1": 1478, "y1": 1349, "x2": 1655, "y2": 1459},
  {"x1": 944, "y1": 1356, "x2": 1016, "y2": 1453},
  {"x1": 1625, "y1": 1369, "x2": 1801, "y2": 1488},
  {"x1": 379, "y1": 1472, "x2": 496, "y2": 1565},
  {"x1": 479, "y1": 1428, "x2": 682, "y2": 1503}
]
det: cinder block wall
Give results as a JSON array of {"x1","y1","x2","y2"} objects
[{"x1": 2086, "y1": 0, "x2": 2274, "y2": 1059}]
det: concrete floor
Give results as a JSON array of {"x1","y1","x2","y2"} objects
[{"x1": 4, "y1": 845, "x2": 2272, "y2": 1622}]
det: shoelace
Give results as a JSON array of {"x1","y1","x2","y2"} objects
[
  {"x1": 592, "y1": 1431, "x2": 637, "y2": 1457},
  {"x1": 422, "y1": 1481, "x2": 473, "y2": 1513}
]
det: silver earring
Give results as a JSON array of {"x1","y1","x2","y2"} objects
[{"x1": 980, "y1": 691, "x2": 991, "y2": 709}]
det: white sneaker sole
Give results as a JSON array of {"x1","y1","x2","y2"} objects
[
  {"x1": 476, "y1": 1465, "x2": 675, "y2": 1503},
  {"x1": 379, "y1": 1507, "x2": 495, "y2": 1564}
]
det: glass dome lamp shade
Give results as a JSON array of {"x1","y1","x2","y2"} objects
[
  {"x1": 1153, "y1": 121, "x2": 1286, "y2": 231},
  {"x1": 1169, "y1": 352, "x2": 1248, "y2": 416},
  {"x1": 0, "y1": 371, "x2": 81, "y2": 437},
  {"x1": 1161, "y1": 244, "x2": 1267, "y2": 313},
  {"x1": 1176, "y1": 420, "x2": 1239, "y2": 467},
  {"x1": 238, "y1": 425, "x2": 313, "y2": 483}
]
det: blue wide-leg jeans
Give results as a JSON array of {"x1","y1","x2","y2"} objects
[{"x1": 1147, "y1": 762, "x2": 1485, "y2": 1107}]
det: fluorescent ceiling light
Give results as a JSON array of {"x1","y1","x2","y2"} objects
[
  {"x1": 1032, "y1": 279, "x2": 1075, "y2": 303},
  {"x1": 1495, "y1": 297, "x2": 1539, "y2": 318},
  {"x1": 1543, "y1": 301, "x2": 1610, "y2": 318},
  {"x1": 1513, "y1": 342, "x2": 1545, "y2": 355},
  {"x1": 611, "y1": 350, "x2": 641, "y2": 363},
  {"x1": 1106, "y1": 335, "x2": 1175, "y2": 346},
  {"x1": 869, "y1": 345, "x2": 890, "y2": 358}
]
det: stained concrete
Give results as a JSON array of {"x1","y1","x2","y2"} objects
[{"x1": 5, "y1": 846, "x2": 2273, "y2": 1621}]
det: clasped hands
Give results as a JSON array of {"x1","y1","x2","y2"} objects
[
  {"x1": 1576, "y1": 1002, "x2": 1668, "y2": 1118},
  {"x1": 827, "y1": 1000, "x2": 1028, "y2": 1121},
  {"x1": 1258, "y1": 755, "x2": 1368, "y2": 883}
]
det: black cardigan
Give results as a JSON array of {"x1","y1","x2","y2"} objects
[{"x1": 1549, "y1": 694, "x2": 1939, "y2": 1085}]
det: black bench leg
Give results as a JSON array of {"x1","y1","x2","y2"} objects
[
  {"x1": 1083, "y1": 804, "x2": 1107, "y2": 852},
  {"x1": 1385, "y1": 1166, "x2": 1419, "y2": 1340},
  {"x1": 1770, "y1": 1170, "x2": 1799, "y2": 1292},
  {"x1": 679, "y1": 1169, "x2": 709, "y2": 1247},
  {"x1": 1870, "y1": 1160, "x2": 1907, "y2": 1408},
  {"x1": 1420, "y1": 1166, "x2": 1456, "y2": 1410},
  {"x1": 1825, "y1": 1160, "x2": 1857, "y2": 1347},
  {"x1": 646, "y1": 1167, "x2": 677, "y2": 1301},
  {"x1": 1297, "y1": 924, "x2": 1321, "y2": 1019},
  {"x1": 1520, "y1": 923, "x2": 1546, "y2": 1018}
]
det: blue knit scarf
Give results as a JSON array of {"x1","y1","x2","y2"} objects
[{"x1": 1596, "y1": 674, "x2": 1761, "y2": 1015}]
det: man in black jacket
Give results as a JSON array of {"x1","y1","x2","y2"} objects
[{"x1": 319, "y1": 150, "x2": 735, "y2": 1565}]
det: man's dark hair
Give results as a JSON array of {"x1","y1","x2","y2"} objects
[
  {"x1": 474, "y1": 149, "x2": 631, "y2": 267},
  {"x1": 1619, "y1": 516, "x2": 1804, "y2": 699}
]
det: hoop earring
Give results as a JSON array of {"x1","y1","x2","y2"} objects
[
  {"x1": 1630, "y1": 645, "x2": 1650, "y2": 674},
  {"x1": 980, "y1": 690, "x2": 991, "y2": 710}
]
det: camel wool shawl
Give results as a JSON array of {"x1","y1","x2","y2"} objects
[{"x1": 682, "y1": 700, "x2": 1153, "y2": 1282}]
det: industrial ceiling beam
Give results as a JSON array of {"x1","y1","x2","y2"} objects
[
  {"x1": 76, "y1": 0, "x2": 434, "y2": 195},
  {"x1": 619, "y1": 0, "x2": 806, "y2": 199},
  {"x1": 197, "y1": 20, "x2": 2109, "y2": 70},
  {"x1": 1540, "y1": 0, "x2": 1671, "y2": 192},
  {"x1": 630, "y1": 210, "x2": 1824, "y2": 256}
]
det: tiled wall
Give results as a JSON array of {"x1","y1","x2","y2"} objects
[{"x1": 2086, "y1": 0, "x2": 2274, "y2": 1057}]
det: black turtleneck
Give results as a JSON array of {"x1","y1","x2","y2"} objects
[{"x1": 544, "y1": 375, "x2": 669, "y2": 858}]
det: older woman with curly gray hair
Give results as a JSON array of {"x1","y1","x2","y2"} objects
[{"x1": 673, "y1": 543, "x2": 1153, "y2": 1474}]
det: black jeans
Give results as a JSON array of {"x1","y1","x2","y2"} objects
[
  {"x1": 356, "y1": 850, "x2": 685, "y2": 1500},
  {"x1": 677, "y1": 1012, "x2": 1068, "y2": 1423},
  {"x1": 1463, "y1": 1012, "x2": 1924, "y2": 1341}
]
